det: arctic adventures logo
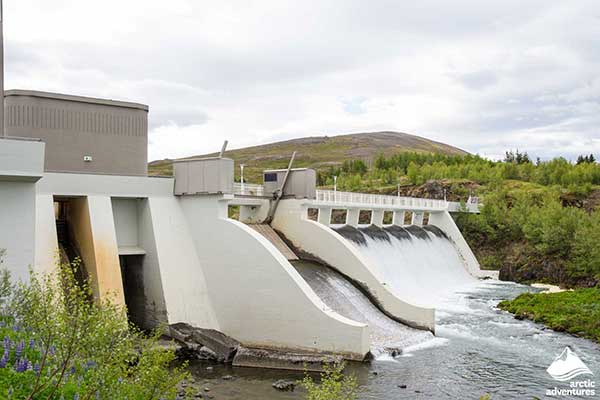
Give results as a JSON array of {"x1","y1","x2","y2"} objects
[{"x1": 546, "y1": 347, "x2": 595, "y2": 397}]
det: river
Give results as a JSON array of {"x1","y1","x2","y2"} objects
[{"x1": 187, "y1": 280, "x2": 600, "y2": 399}]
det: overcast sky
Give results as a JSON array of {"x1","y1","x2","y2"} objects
[{"x1": 6, "y1": 1, "x2": 600, "y2": 161}]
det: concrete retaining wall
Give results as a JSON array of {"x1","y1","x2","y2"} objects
[
  {"x1": 272, "y1": 199, "x2": 435, "y2": 332},
  {"x1": 428, "y1": 211, "x2": 497, "y2": 279},
  {"x1": 179, "y1": 195, "x2": 370, "y2": 358}
]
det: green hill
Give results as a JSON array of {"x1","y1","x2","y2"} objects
[{"x1": 148, "y1": 131, "x2": 468, "y2": 182}]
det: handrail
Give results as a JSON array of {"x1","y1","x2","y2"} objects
[
  {"x1": 314, "y1": 189, "x2": 448, "y2": 210},
  {"x1": 233, "y1": 182, "x2": 265, "y2": 196}
]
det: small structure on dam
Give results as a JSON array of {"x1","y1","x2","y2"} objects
[{"x1": 0, "y1": 87, "x2": 495, "y2": 369}]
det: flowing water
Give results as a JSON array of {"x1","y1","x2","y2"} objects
[
  {"x1": 187, "y1": 225, "x2": 600, "y2": 399},
  {"x1": 292, "y1": 260, "x2": 434, "y2": 357}
]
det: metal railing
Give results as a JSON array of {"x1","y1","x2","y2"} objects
[
  {"x1": 233, "y1": 182, "x2": 265, "y2": 197},
  {"x1": 314, "y1": 189, "x2": 448, "y2": 210}
]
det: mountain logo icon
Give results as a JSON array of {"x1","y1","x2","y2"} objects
[{"x1": 547, "y1": 347, "x2": 594, "y2": 382}]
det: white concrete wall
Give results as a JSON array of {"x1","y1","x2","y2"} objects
[
  {"x1": 34, "y1": 194, "x2": 59, "y2": 275},
  {"x1": 179, "y1": 195, "x2": 369, "y2": 358},
  {"x1": 0, "y1": 181, "x2": 37, "y2": 281},
  {"x1": 428, "y1": 211, "x2": 497, "y2": 279},
  {"x1": 112, "y1": 198, "x2": 139, "y2": 247},
  {"x1": 273, "y1": 199, "x2": 435, "y2": 332},
  {"x1": 0, "y1": 139, "x2": 44, "y2": 181},
  {"x1": 143, "y1": 196, "x2": 219, "y2": 329}
]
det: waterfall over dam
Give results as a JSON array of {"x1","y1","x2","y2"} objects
[
  {"x1": 292, "y1": 260, "x2": 433, "y2": 357},
  {"x1": 334, "y1": 224, "x2": 477, "y2": 308}
]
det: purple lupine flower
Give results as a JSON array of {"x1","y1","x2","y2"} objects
[
  {"x1": 12, "y1": 324, "x2": 20, "y2": 332},
  {"x1": 0, "y1": 353, "x2": 8, "y2": 368},
  {"x1": 15, "y1": 340, "x2": 25, "y2": 358},
  {"x1": 3, "y1": 336, "x2": 10, "y2": 351},
  {"x1": 48, "y1": 345, "x2": 56, "y2": 356},
  {"x1": 15, "y1": 357, "x2": 28, "y2": 373},
  {"x1": 33, "y1": 362, "x2": 41, "y2": 374},
  {"x1": 70, "y1": 365, "x2": 76, "y2": 375},
  {"x1": 0, "y1": 320, "x2": 6, "y2": 327},
  {"x1": 29, "y1": 338, "x2": 35, "y2": 349},
  {"x1": 85, "y1": 360, "x2": 96, "y2": 370}
]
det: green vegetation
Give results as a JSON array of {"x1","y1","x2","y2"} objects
[
  {"x1": 498, "y1": 289, "x2": 600, "y2": 343},
  {"x1": 148, "y1": 131, "x2": 467, "y2": 181},
  {"x1": 301, "y1": 362, "x2": 359, "y2": 400},
  {"x1": 0, "y1": 259, "x2": 189, "y2": 399}
]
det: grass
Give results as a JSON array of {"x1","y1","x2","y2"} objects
[{"x1": 498, "y1": 288, "x2": 600, "y2": 342}]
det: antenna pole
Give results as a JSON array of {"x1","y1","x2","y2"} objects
[{"x1": 0, "y1": 0, "x2": 4, "y2": 137}]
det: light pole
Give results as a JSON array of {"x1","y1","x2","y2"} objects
[
  {"x1": 333, "y1": 176, "x2": 337, "y2": 202},
  {"x1": 240, "y1": 164, "x2": 245, "y2": 194}
]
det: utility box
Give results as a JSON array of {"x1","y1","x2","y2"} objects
[
  {"x1": 173, "y1": 157, "x2": 234, "y2": 195},
  {"x1": 263, "y1": 168, "x2": 316, "y2": 199}
]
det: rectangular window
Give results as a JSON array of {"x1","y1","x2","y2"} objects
[{"x1": 264, "y1": 173, "x2": 278, "y2": 182}]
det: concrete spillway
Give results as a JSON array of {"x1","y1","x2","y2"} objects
[
  {"x1": 334, "y1": 224, "x2": 477, "y2": 308},
  {"x1": 292, "y1": 260, "x2": 433, "y2": 357}
]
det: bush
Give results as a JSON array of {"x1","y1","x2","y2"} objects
[
  {"x1": 498, "y1": 289, "x2": 600, "y2": 342},
  {"x1": 301, "y1": 362, "x2": 359, "y2": 400},
  {"x1": 0, "y1": 259, "x2": 189, "y2": 399}
]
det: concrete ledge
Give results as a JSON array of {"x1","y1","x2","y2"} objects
[{"x1": 233, "y1": 347, "x2": 351, "y2": 372}]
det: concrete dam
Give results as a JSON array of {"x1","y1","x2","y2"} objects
[{"x1": 0, "y1": 90, "x2": 496, "y2": 369}]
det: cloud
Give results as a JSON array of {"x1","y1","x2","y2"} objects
[{"x1": 5, "y1": 0, "x2": 600, "y2": 161}]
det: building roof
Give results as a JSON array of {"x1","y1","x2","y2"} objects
[
  {"x1": 263, "y1": 168, "x2": 311, "y2": 173},
  {"x1": 5, "y1": 89, "x2": 149, "y2": 111}
]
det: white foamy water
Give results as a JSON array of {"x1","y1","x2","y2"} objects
[
  {"x1": 340, "y1": 225, "x2": 477, "y2": 308},
  {"x1": 293, "y1": 261, "x2": 433, "y2": 358}
]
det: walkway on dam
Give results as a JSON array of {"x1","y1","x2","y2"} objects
[{"x1": 247, "y1": 224, "x2": 299, "y2": 261}]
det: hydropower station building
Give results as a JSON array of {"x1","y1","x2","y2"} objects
[{"x1": 0, "y1": 89, "x2": 495, "y2": 367}]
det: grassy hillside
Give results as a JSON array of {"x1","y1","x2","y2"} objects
[{"x1": 148, "y1": 131, "x2": 468, "y2": 181}]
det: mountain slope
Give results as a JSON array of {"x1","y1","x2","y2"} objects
[{"x1": 148, "y1": 131, "x2": 468, "y2": 181}]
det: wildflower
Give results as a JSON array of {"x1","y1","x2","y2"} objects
[
  {"x1": 0, "y1": 353, "x2": 8, "y2": 368},
  {"x1": 49, "y1": 344, "x2": 56, "y2": 356},
  {"x1": 33, "y1": 362, "x2": 41, "y2": 374},
  {"x1": 0, "y1": 320, "x2": 5, "y2": 327},
  {"x1": 15, "y1": 357, "x2": 28, "y2": 372},
  {"x1": 15, "y1": 340, "x2": 24, "y2": 358},
  {"x1": 29, "y1": 338, "x2": 35, "y2": 349}
]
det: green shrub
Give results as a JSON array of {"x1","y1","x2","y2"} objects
[
  {"x1": 498, "y1": 288, "x2": 600, "y2": 342},
  {"x1": 0, "y1": 259, "x2": 189, "y2": 399},
  {"x1": 301, "y1": 362, "x2": 359, "y2": 400}
]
